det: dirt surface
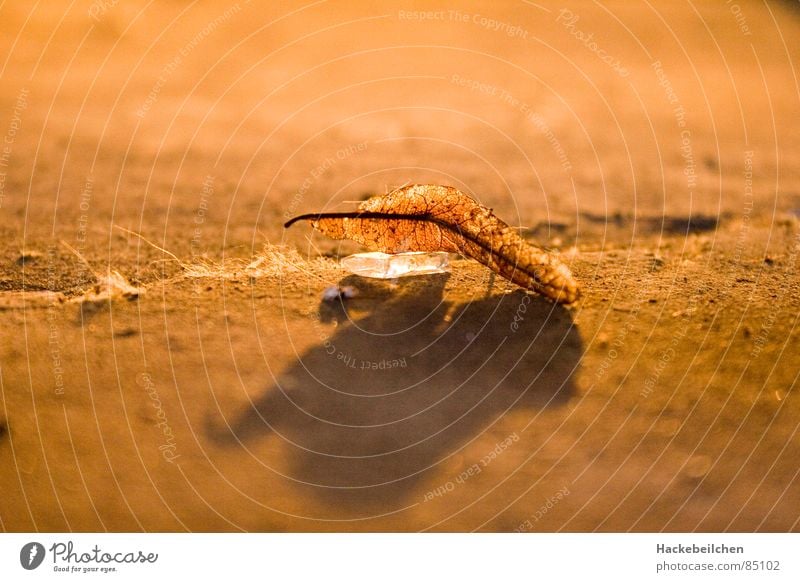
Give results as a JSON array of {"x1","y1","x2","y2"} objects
[{"x1": 0, "y1": 1, "x2": 799, "y2": 532}]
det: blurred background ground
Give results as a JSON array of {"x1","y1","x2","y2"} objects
[{"x1": 0, "y1": 1, "x2": 799, "y2": 531}]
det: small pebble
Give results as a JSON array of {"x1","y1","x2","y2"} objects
[
  {"x1": 684, "y1": 455, "x2": 712, "y2": 479},
  {"x1": 114, "y1": 328, "x2": 138, "y2": 338},
  {"x1": 322, "y1": 285, "x2": 358, "y2": 302},
  {"x1": 16, "y1": 251, "x2": 42, "y2": 265}
]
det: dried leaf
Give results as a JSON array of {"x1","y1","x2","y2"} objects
[{"x1": 285, "y1": 184, "x2": 580, "y2": 304}]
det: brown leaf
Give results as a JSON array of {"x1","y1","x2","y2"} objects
[{"x1": 284, "y1": 184, "x2": 580, "y2": 304}]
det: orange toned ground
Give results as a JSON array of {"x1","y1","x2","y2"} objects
[{"x1": 0, "y1": 1, "x2": 799, "y2": 532}]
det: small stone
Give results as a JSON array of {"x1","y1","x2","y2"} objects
[
  {"x1": 684, "y1": 455, "x2": 712, "y2": 479},
  {"x1": 16, "y1": 251, "x2": 42, "y2": 265},
  {"x1": 114, "y1": 328, "x2": 138, "y2": 338},
  {"x1": 322, "y1": 285, "x2": 358, "y2": 302}
]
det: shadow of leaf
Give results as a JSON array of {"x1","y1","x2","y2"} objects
[{"x1": 207, "y1": 273, "x2": 582, "y2": 512}]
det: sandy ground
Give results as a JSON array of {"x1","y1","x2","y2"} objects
[{"x1": 0, "y1": 1, "x2": 799, "y2": 532}]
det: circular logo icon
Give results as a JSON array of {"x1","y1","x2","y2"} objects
[{"x1": 20, "y1": 542, "x2": 45, "y2": 570}]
